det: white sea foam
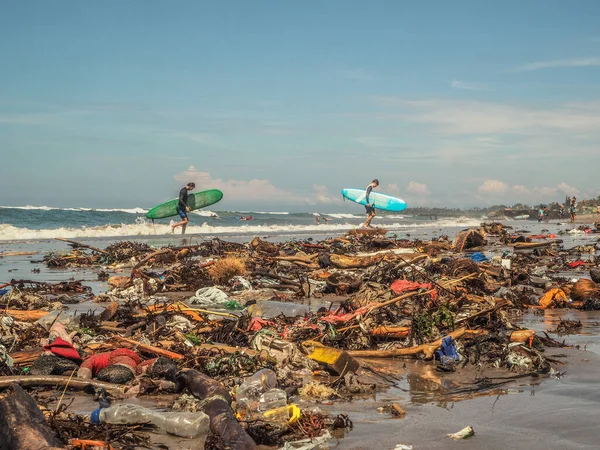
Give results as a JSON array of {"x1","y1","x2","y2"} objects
[
  {"x1": 324, "y1": 213, "x2": 363, "y2": 219},
  {"x1": 192, "y1": 210, "x2": 219, "y2": 217},
  {"x1": 0, "y1": 205, "x2": 148, "y2": 214},
  {"x1": 0, "y1": 218, "x2": 481, "y2": 242}
]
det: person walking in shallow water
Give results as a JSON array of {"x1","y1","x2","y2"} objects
[
  {"x1": 171, "y1": 182, "x2": 195, "y2": 234},
  {"x1": 362, "y1": 179, "x2": 379, "y2": 228},
  {"x1": 570, "y1": 197, "x2": 577, "y2": 223}
]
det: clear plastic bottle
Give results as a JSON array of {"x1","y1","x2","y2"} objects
[
  {"x1": 95, "y1": 403, "x2": 209, "y2": 439},
  {"x1": 258, "y1": 388, "x2": 287, "y2": 411},
  {"x1": 235, "y1": 368, "x2": 278, "y2": 410}
]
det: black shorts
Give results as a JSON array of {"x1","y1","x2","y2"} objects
[
  {"x1": 365, "y1": 205, "x2": 375, "y2": 215},
  {"x1": 176, "y1": 207, "x2": 188, "y2": 220}
]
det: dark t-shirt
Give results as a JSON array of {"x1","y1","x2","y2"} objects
[{"x1": 178, "y1": 187, "x2": 188, "y2": 211}]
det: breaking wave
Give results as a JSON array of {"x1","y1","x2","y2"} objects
[
  {"x1": 0, "y1": 218, "x2": 482, "y2": 242},
  {"x1": 0, "y1": 205, "x2": 148, "y2": 214}
]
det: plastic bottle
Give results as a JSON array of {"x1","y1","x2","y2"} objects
[
  {"x1": 92, "y1": 403, "x2": 209, "y2": 439},
  {"x1": 258, "y1": 388, "x2": 287, "y2": 411},
  {"x1": 235, "y1": 368, "x2": 278, "y2": 411}
]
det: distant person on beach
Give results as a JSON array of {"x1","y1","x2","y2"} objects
[
  {"x1": 543, "y1": 207, "x2": 549, "y2": 222},
  {"x1": 171, "y1": 182, "x2": 195, "y2": 234},
  {"x1": 362, "y1": 179, "x2": 380, "y2": 228},
  {"x1": 537, "y1": 207, "x2": 544, "y2": 223},
  {"x1": 570, "y1": 197, "x2": 577, "y2": 223},
  {"x1": 315, "y1": 215, "x2": 320, "y2": 225},
  {"x1": 323, "y1": 217, "x2": 329, "y2": 225}
]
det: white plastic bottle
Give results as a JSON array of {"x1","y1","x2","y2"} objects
[{"x1": 96, "y1": 403, "x2": 209, "y2": 439}]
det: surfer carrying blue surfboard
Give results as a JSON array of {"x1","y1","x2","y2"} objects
[
  {"x1": 171, "y1": 182, "x2": 195, "y2": 234},
  {"x1": 362, "y1": 179, "x2": 379, "y2": 228}
]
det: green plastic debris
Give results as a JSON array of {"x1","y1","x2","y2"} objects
[{"x1": 224, "y1": 300, "x2": 243, "y2": 310}]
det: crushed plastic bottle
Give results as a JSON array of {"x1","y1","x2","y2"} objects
[{"x1": 92, "y1": 403, "x2": 209, "y2": 439}]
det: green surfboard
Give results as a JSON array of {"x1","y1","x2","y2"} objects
[{"x1": 146, "y1": 189, "x2": 223, "y2": 220}]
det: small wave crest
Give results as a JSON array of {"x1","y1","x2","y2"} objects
[{"x1": 192, "y1": 210, "x2": 219, "y2": 217}]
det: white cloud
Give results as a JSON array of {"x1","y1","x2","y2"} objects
[
  {"x1": 511, "y1": 185, "x2": 530, "y2": 196},
  {"x1": 478, "y1": 180, "x2": 508, "y2": 194},
  {"x1": 510, "y1": 56, "x2": 600, "y2": 72},
  {"x1": 175, "y1": 166, "x2": 300, "y2": 203},
  {"x1": 174, "y1": 167, "x2": 342, "y2": 206},
  {"x1": 557, "y1": 182, "x2": 580, "y2": 196},
  {"x1": 311, "y1": 184, "x2": 343, "y2": 204},
  {"x1": 451, "y1": 80, "x2": 489, "y2": 91},
  {"x1": 406, "y1": 181, "x2": 430, "y2": 196}
]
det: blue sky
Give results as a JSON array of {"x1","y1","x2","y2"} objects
[{"x1": 1, "y1": 0, "x2": 599, "y2": 211}]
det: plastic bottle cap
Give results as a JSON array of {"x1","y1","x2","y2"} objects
[{"x1": 90, "y1": 407, "x2": 103, "y2": 424}]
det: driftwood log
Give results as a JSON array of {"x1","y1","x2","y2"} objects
[
  {"x1": 329, "y1": 253, "x2": 385, "y2": 269},
  {"x1": 0, "y1": 383, "x2": 64, "y2": 450},
  {"x1": 175, "y1": 369, "x2": 256, "y2": 450}
]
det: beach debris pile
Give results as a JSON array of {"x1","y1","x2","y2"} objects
[{"x1": 0, "y1": 224, "x2": 597, "y2": 449}]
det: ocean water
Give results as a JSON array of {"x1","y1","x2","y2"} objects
[{"x1": 0, "y1": 205, "x2": 482, "y2": 242}]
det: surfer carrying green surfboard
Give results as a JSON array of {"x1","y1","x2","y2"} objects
[
  {"x1": 362, "y1": 179, "x2": 379, "y2": 228},
  {"x1": 171, "y1": 182, "x2": 195, "y2": 234}
]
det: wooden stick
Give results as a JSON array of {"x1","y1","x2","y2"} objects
[
  {"x1": 113, "y1": 336, "x2": 184, "y2": 360},
  {"x1": 55, "y1": 238, "x2": 110, "y2": 256},
  {"x1": 0, "y1": 252, "x2": 38, "y2": 257},
  {"x1": 0, "y1": 376, "x2": 125, "y2": 395},
  {"x1": 3, "y1": 310, "x2": 50, "y2": 322},
  {"x1": 369, "y1": 325, "x2": 411, "y2": 338},
  {"x1": 348, "y1": 327, "x2": 468, "y2": 359},
  {"x1": 144, "y1": 303, "x2": 205, "y2": 322}
]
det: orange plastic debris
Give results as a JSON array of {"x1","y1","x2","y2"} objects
[
  {"x1": 70, "y1": 439, "x2": 115, "y2": 450},
  {"x1": 538, "y1": 288, "x2": 568, "y2": 309}
]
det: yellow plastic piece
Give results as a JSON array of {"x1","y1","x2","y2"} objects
[
  {"x1": 308, "y1": 347, "x2": 343, "y2": 365},
  {"x1": 261, "y1": 404, "x2": 301, "y2": 424}
]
